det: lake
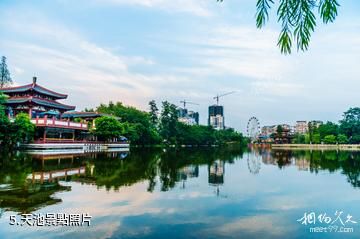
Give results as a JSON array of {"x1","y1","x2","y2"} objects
[{"x1": 1, "y1": 146, "x2": 360, "y2": 239}]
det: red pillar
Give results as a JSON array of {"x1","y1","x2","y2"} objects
[
  {"x1": 43, "y1": 129, "x2": 47, "y2": 143},
  {"x1": 28, "y1": 107, "x2": 32, "y2": 119}
]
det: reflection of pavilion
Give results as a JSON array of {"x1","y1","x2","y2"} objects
[
  {"x1": 27, "y1": 151, "x2": 126, "y2": 183},
  {"x1": 25, "y1": 147, "x2": 130, "y2": 156},
  {"x1": 27, "y1": 167, "x2": 86, "y2": 184}
]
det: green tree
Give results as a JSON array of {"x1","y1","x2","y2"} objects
[
  {"x1": 96, "y1": 101, "x2": 161, "y2": 145},
  {"x1": 148, "y1": 100, "x2": 159, "y2": 127},
  {"x1": 324, "y1": 134, "x2": 336, "y2": 144},
  {"x1": 160, "y1": 101, "x2": 178, "y2": 143},
  {"x1": 292, "y1": 133, "x2": 305, "y2": 144},
  {"x1": 13, "y1": 113, "x2": 35, "y2": 143},
  {"x1": 313, "y1": 133, "x2": 321, "y2": 144},
  {"x1": 217, "y1": 0, "x2": 340, "y2": 54},
  {"x1": 340, "y1": 107, "x2": 360, "y2": 143},
  {"x1": 0, "y1": 56, "x2": 12, "y2": 88},
  {"x1": 0, "y1": 93, "x2": 10, "y2": 144},
  {"x1": 92, "y1": 101, "x2": 245, "y2": 146},
  {"x1": 94, "y1": 116, "x2": 123, "y2": 141},
  {"x1": 276, "y1": 125, "x2": 283, "y2": 135},
  {"x1": 318, "y1": 121, "x2": 339, "y2": 139},
  {"x1": 308, "y1": 121, "x2": 320, "y2": 143},
  {"x1": 337, "y1": 134, "x2": 348, "y2": 144}
]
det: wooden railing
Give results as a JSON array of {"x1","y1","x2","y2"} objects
[
  {"x1": 33, "y1": 138, "x2": 129, "y2": 144},
  {"x1": 31, "y1": 116, "x2": 88, "y2": 130}
]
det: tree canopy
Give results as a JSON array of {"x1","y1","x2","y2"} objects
[
  {"x1": 0, "y1": 103, "x2": 35, "y2": 146},
  {"x1": 94, "y1": 101, "x2": 246, "y2": 146},
  {"x1": 13, "y1": 113, "x2": 35, "y2": 143},
  {"x1": 0, "y1": 56, "x2": 12, "y2": 88},
  {"x1": 94, "y1": 116, "x2": 124, "y2": 141},
  {"x1": 340, "y1": 107, "x2": 360, "y2": 143},
  {"x1": 217, "y1": 0, "x2": 340, "y2": 54}
]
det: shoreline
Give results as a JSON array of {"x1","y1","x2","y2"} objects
[{"x1": 271, "y1": 144, "x2": 360, "y2": 151}]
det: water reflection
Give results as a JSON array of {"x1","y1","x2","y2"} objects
[
  {"x1": 262, "y1": 149, "x2": 360, "y2": 188},
  {"x1": 1, "y1": 147, "x2": 360, "y2": 238},
  {"x1": 2, "y1": 147, "x2": 360, "y2": 214},
  {"x1": 178, "y1": 166, "x2": 199, "y2": 189},
  {"x1": 247, "y1": 152, "x2": 261, "y2": 174},
  {"x1": 0, "y1": 147, "x2": 245, "y2": 214}
]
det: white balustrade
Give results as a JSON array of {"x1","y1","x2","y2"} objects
[{"x1": 31, "y1": 118, "x2": 88, "y2": 130}]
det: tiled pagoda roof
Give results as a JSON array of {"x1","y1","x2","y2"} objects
[
  {"x1": 62, "y1": 111, "x2": 103, "y2": 118},
  {"x1": 6, "y1": 97, "x2": 75, "y2": 111},
  {"x1": 0, "y1": 83, "x2": 68, "y2": 99},
  {"x1": 62, "y1": 111, "x2": 120, "y2": 120}
]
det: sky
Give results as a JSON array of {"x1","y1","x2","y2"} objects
[{"x1": 0, "y1": 0, "x2": 359, "y2": 132}]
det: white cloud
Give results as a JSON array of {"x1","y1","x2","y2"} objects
[
  {"x1": 0, "y1": 16, "x2": 192, "y2": 111},
  {"x1": 1, "y1": 0, "x2": 360, "y2": 131},
  {"x1": 203, "y1": 214, "x2": 295, "y2": 237},
  {"x1": 91, "y1": 0, "x2": 213, "y2": 16}
]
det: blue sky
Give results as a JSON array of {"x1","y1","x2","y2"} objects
[{"x1": 0, "y1": 0, "x2": 359, "y2": 132}]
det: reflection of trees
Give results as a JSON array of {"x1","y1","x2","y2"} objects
[
  {"x1": 267, "y1": 149, "x2": 360, "y2": 188},
  {"x1": 156, "y1": 147, "x2": 244, "y2": 191},
  {"x1": 0, "y1": 183, "x2": 70, "y2": 213},
  {"x1": 0, "y1": 146, "x2": 246, "y2": 213},
  {"x1": 0, "y1": 151, "x2": 70, "y2": 213},
  {"x1": 75, "y1": 149, "x2": 160, "y2": 191},
  {"x1": 75, "y1": 146, "x2": 245, "y2": 192}
]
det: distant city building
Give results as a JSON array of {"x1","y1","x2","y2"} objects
[
  {"x1": 178, "y1": 108, "x2": 199, "y2": 125},
  {"x1": 208, "y1": 105, "x2": 224, "y2": 130},
  {"x1": 295, "y1": 121, "x2": 308, "y2": 134},
  {"x1": 188, "y1": 111, "x2": 199, "y2": 125},
  {"x1": 261, "y1": 125, "x2": 277, "y2": 137},
  {"x1": 259, "y1": 124, "x2": 293, "y2": 143},
  {"x1": 178, "y1": 108, "x2": 188, "y2": 118},
  {"x1": 309, "y1": 120, "x2": 323, "y2": 128},
  {"x1": 280, "y1": 124, "x2": 291, "y2": 131}
]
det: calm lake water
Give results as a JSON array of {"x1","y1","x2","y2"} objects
[{"x1": 1, "y1": 146, "x2": 360, "y2": 239}]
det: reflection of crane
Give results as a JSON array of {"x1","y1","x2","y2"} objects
[
  {"x1": 180, "y1": 100, "x2": 199, "y2": 109},
  {"x1": 213, "y1": 91, "x2": 236, "y2": 105}
]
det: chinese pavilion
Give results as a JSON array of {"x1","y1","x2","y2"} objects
[
  {"x1": 0, "y1": 77, "x2": 88, "y2": 143},
  {"x1": 0, "y1": 76, "x2": 75, "y2": 118}
]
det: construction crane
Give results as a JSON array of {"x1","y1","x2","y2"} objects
[
  {"x1": 213, "y1": 91, "x2": 236, "y2": 105},
  {"x1": 180, "y1": 100, "x2": 199, "y2": 109}
]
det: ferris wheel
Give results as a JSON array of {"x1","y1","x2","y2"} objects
[{"x1": 247, "y1": 116, "x2": 260, "y2": 142}]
